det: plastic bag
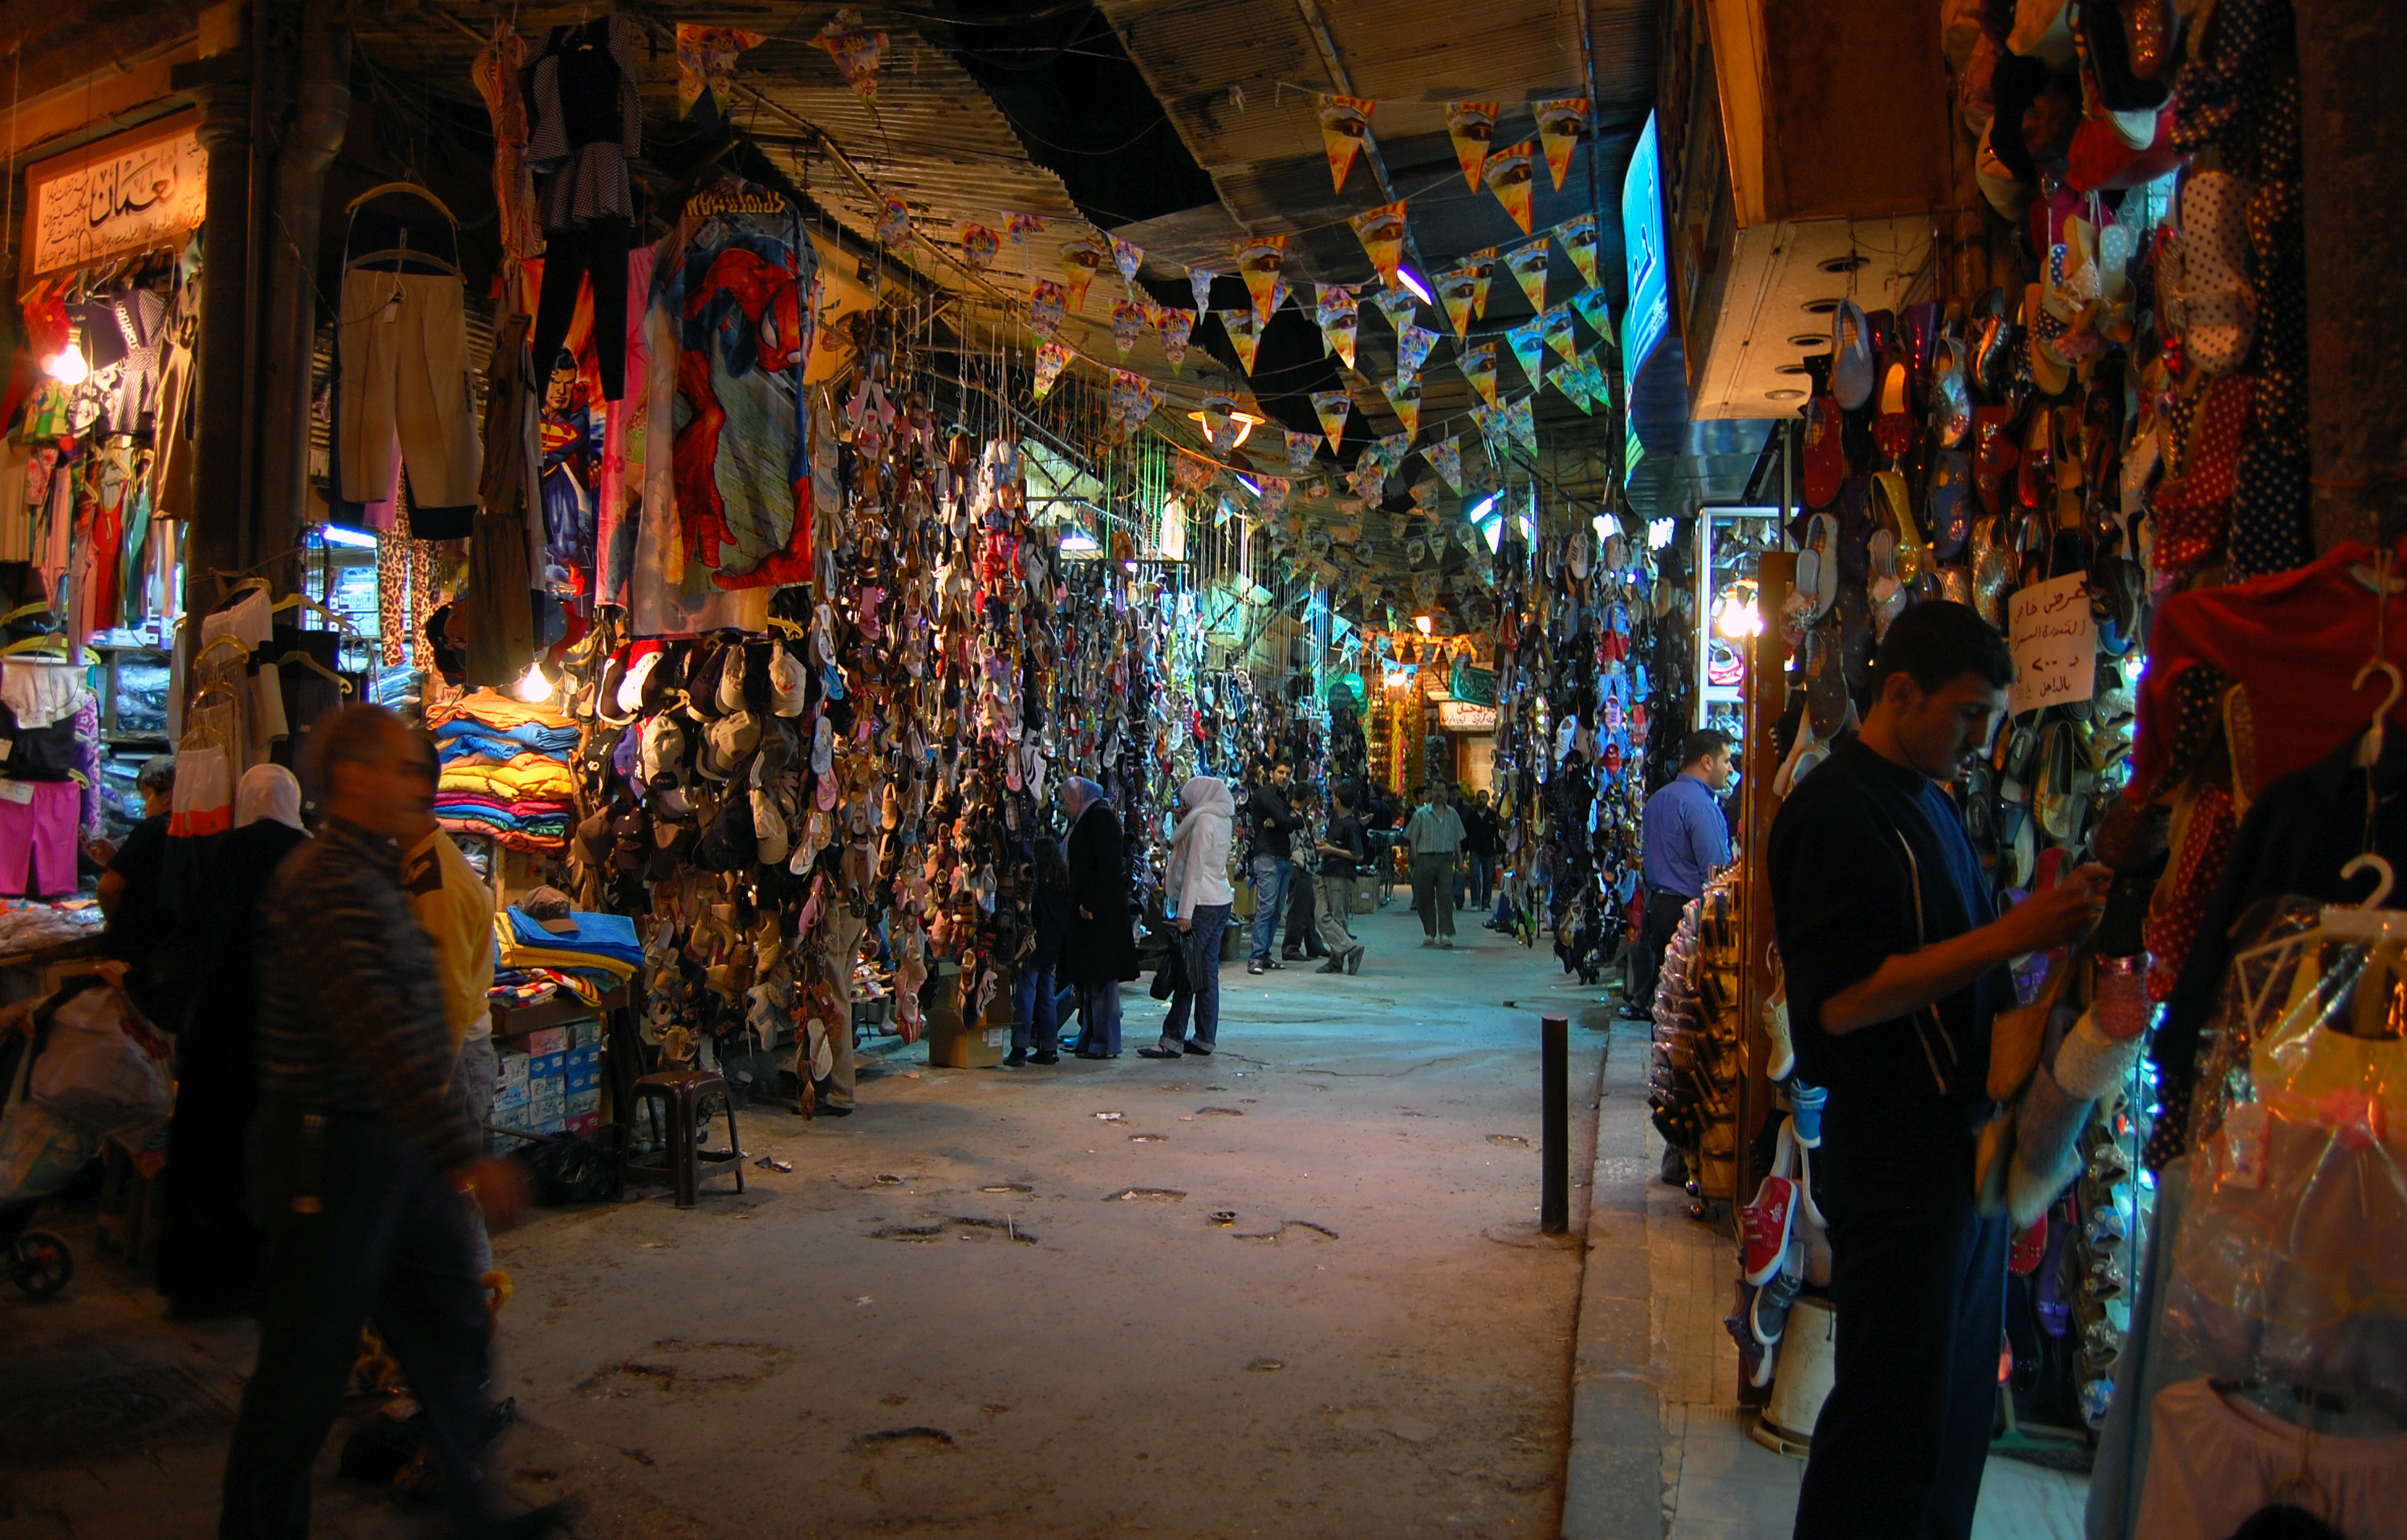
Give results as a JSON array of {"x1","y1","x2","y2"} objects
[
  {"x1": 2166, "y1": 896, "x2": 2407, "y2": 1414},
  {"x1": 0, "y1": 1036, "x2": 99, "y2": 1202},
  {"x1": 29, "y1": 985, "x2": 173, "y2": 1149}
]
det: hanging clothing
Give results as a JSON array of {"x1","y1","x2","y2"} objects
[
  {"x1": 149, "y1": 284, "x2": 200, "y2": 523},
  {"x1": 524, "y1": 13, "x2": 640, "y2": 401},
  {"x1": 631, "y1": 286, "x2": 769, "y2": 638},
  {"x1": 472, "y1": 25, "x2": 540, "y2": 272},
  {"x1": 335, "y1": 210, "x2": 481, "y2": 522},
  {"x1": 0, "y1": 780, "x2": 81, "y2": 898},
  {"x1": 0, "y1": 439, "x2": 33, "y2": 562},
  {"x1": 465, "y1": 314, "x2": 540, "y2": 688},
  {"x1": 2133, "y1": 1379, "x2": 2407, "y2": 1540},
  {"x1": 595, "y1": 245, "x2": 657, "y2": 608},
  {"x1": 2132, "y1": 541, "x2": 2407, "y2": 801},
  {"x1": 108, "y1": 286, "x2": 168, "y2": 433},
  {"x1": 530, "y1": 218, "x2": 629, "y2": 405},
  {"x1": 658, "y1": 179, "x2": 817, "y2": 588}
]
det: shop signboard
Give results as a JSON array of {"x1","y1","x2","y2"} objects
[
  {"x1": 23, "y1": 114, "x2": 208, "y2": 278},
  {"x1": 2006, "y1": 573, "x2": 2097, "y2": 716},
  {"x1": 1439, "y1": 700, "x2": 1498, "y2": 732},
  {"x1": 1621, "y1": 111, "x2": 1669, "y2": 383},
  {"x1": 1448, "y1": 659, "x2": 1496, "y2": 706}
]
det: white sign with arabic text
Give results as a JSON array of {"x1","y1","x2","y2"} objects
[
  {"x1": 2007, "y1": 573, "x2": 2096, "y2": 716},
  {"x1": 26, "y1": 121, "x2": 208, "y2": 277}
]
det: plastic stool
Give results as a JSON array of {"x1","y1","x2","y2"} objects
[{"x1": 622, "y1": 1070, "x2": 745, "y2": 1208}]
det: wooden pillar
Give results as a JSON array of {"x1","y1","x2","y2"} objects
[{"x1": 1733, "y1": 549, "x2": 1793, "y2": 1404}]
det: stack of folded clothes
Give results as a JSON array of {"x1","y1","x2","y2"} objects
[
  {"x1": 493, "y1": 885, "x2": 641, "y2": 1004},
  {"x1": 428, "y1": 691, "x2": 580, "y2": 853}
]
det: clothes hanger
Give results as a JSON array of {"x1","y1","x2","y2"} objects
[
  {"x1": 270, "y1": 591, "x2": 361, "y2": 635},
  {"x1": 347, "y1": 180, "x2": 460, "y2": 224},
  {"x1": 192, "y1": 633, "x2": 252, "y2": 672},
  {"x1": 266, "y1": 650, "x2": 355, "y2": 696}
]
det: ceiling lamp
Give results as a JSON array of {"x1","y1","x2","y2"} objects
[
  {"x1": 1394, "y1": 267, "x2": 1434, "y2": 305},
  {"x1": 42, "y1": 337, "x2": 87, "y2": 386},
  {"x1": 1414, "y1": 614, "x2": 1434, "y2": 635},
  {"x1": 1185, "y1": 408, "x2": 1263, "y2": 450},
  {"x1": 512, "y1": 659, "x2": 553, "y2": 703}
]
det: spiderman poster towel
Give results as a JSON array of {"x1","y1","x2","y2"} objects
[{"x1": 659, "y1": 176, "x2": 818, "y2": 589}]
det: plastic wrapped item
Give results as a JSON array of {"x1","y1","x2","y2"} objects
[{"x1": 2165, "y1": 894, "x2": 2407, "y2": 1416}]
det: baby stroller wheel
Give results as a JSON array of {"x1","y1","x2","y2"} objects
[{"x1": 10, "y1": 1230, "x2": 71, "y2": 1297}]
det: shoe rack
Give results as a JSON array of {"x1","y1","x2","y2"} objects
[{"x1": 1734, "y1": 549, "x2": 1793, "y2": 1406}]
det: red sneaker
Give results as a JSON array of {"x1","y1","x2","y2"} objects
[{"x1": 1740, "y1": 1173, "x2": 1796, "y2": 1286}]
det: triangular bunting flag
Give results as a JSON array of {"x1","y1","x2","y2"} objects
[
  {"x1": 1317, "y1": 95, "x2": 1374, "y2": 194},
  {"x1": 1201, "y1": 392, "x2": 1243, "y2": 454},
  {"x1": 1438, "y1": 253, "x2": 1492, "y2": 342},
  {"x1": 1238, "y1": 234, "x2": 1289, "y2": 322},
  {"x1": 1106, "y1": 369, "x2": 1149, "y2": 440},
  {"x1": 877, "y1": 197, "x2": 911, "y2": 249},
  {"x1": 1371, "y1": 285, "x2": 1417, "y2": 335},
  {"x1": 1285, "y1": 429, "x2": 1321, "y2": 475},
  {"x1": 1507, "y1": 396, "x2": 1536, "y2": 453},
  {"x1": 1505, "y1": 317, "x2": 1547, "y2": 388},
  {"x1": 1428, "y1": 436, "x2": 1465, "y2": 493},
  {"x1": 1033, "y1": 340, "x2": 1072, "y2": 402},
  {"x1": 1152, "y1": 306, "x2": 1195, "y2": 370},
  {"x1": 676, "y1": 26, "x2": 766, "y2": 123},
  {"x1": 1384, "y1": 375, "x2": 1423, "y2": 440},
  {"x1": 1446, "y1": 102, "x2": 1501, "y2": 190},
  {"x1": 1111, "y1": 300, "x2": 1146, "y2": 359},
  {"x1": 1030, "y1": 279, "x2": 1066, "y2": 338},
  {"x1": 1556, "y1": 215, "x2": 1601, "y2": 290},
  {"x1": 1543, "y1": 306, "x2": 1580, "y2": 365},
  {"x1": 1461, "y1": 342, "x2": 1500, "y2": 407},
  {"x1": 1005, "y1": 212, "x2": 1046, "y2": 242},
  {"x1": 1484, "y1": 140, "x2": 1536, "y2": 235},
  {"x1": 1310, "y1": 389, "x2": 1354, "y2": 456},
  {"x1": 961, "y1": 223, "x2": 999, "y2": 273},
  {"x1": 1373, "y1": 433, "x2": 1411, "y2": 476},
  {"x1": 1110, "y1": 236, "x2": 1144, "y2": 289},
  {"x1": 815, "y1": 9, "x2": 887, "y2": 104},
  {"x1": 1316, "y1": 285, "x2": 1359, "y2": 369},
  {"x1": 1576, "y1": 355, "x2": 1610, "y2": 411},
  {"x1": 1189, "y1": 266, "x2": 1218, "y2": 316},
  {"x1": 1536, "y1": 98, "x2": 1589, "y2": 192},
  {"x1": 1571, "y1": 286, "x2": 1613, "y2": 342},
  {"x1": 1505, "y1": 240, "x2": 1552, "y2": 314},
  {"x1": 1256, "y1": 474, "x2": 1292, "y2": 517},
  {"x1": 1349, "y1": 202, "x2": 1408, "y2": 290},
  {"x1": 1060, "y1": 239, "x2": 1107, "y2": 310},
  {"x1": 1395, "y1": 322, "x2": 1439, "y2": 383},
  {"x1": 1220, "y1": 306, "x2": 1265, "y2": 373},
  {"x1": 1550, "y1": 360, "x2": 1592, "y2": 412}
]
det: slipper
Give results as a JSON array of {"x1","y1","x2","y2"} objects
[
  {"x1": 1801, "y1": 396, "x2": 1845, "y2": 509},
  {"x1": 1928, "y1": 451, "x2": 1971, "y2": 557},
  {"x1": 1873, "y1": 341, "x2": 1914, "y2": 457},
  {"x1": 1930, "y1": 335, "x2": 1973, "y2": 448},
  {"x1": 1903, "y1": 301, "x2": 1940, "y2": 415},
  {"x1": 1870, "y1": 470, "x2": 1924, "y2": 583},
  {"x1": 1138, "y1": 1044, "x2": 1183, "y2": 1060},
  {"x1": 1971, "y1": 288, "x2": 2016, "y2": 399},
  {"x1": 1831, "y1": 299, "x2": 1874, "y2": 411}
]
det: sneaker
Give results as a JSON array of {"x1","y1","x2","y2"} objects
[
  {"x1": 1315, "y1": 959, "x2": 1344, "y2": 974},
  {"x1": 1421, "y1": 937, "x2": 1436, "y2": 948},
  {"x1": 1264, "y1": 959, "x2": 1284, "y2": 971},
  {"x1": 1345, "y1": 946, "x2": 1363, "y2": 975},
  {"x1": 1764, "y1": 991, "x2": 1796, "y2": 1082},
  {"x1": 1788, "y1": 1082, "x2": 1826, "y2": 1148},
  {"x1": 1750, "y1": 1248, "x2": 1804, "y2": 1346},
  {"x1": 1739, "y1": 1173, "x2": 1796, "y2": 1286},
  {"x1": 1248, "y1": 960, "x2": 1266, "y2": 975},
  {"x1": 1438, "y1": 935, "x2": 1454, "y2": 948}
]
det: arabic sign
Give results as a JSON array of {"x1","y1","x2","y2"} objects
[
  {"x1": 1439, "y1": 700, "x2": 1499, "y2": 732},
  {"x1": 2007, "y1": 573, "x2": 2097, "y2": 716},
  {"x1": 25, "y1": 116, "x2": 208, "y2": 277}
]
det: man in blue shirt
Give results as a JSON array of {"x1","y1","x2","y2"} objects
[{"x1": 1626, "y1": 729, "x2": 1735, "y2": 1019}]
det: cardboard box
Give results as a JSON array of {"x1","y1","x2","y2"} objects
[
  {"x1": 530, "y1": 1052, "x2": 566, "y2": 1080},
  {"x1": 498, "y1": 1052, "x2": 531, "y2": 1089},
  {"x1": 923, "y1": 963, "x2": 1010, "y2": 1069},
  {"x1": 570, "y1": 1020, "x2": 603, "y2": 1049},
  {"x1": 565, "y1": 1066, "x2": 597, "y2": 1096},
  {"x1": 564, "y1": 1112, "x2": 599, "y2": 1137},
  {"x1": 567, "y1": 1044, "x2": 601, "y2": 1072},
  {"x1": 566, "y1": 1087, "x2": 600, "y2": 1116},
  {"x1": 525, "y1": 1027, "x2": 570, "y2": 1056}
]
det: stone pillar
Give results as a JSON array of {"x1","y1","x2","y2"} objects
[
  {"x1": 2298, "y1": 0, "x2": 2407, "y2": 549},
  {"x1": 174, "y1": 55, "x2": 255, "y2": 598}
]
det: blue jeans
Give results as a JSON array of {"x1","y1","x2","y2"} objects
[
  {"x1": 1011, "y1": 963, "x2": 1059, "y2": 1056},
  {"x1": 1162, "y1": 903, "x2": 1230, "y2": 1046},
  {"x1": 1460, "y1": 852, "x2": 1493, "y2": 910},
  {"x1": 1249, "y1": 855, "x2": 1291, "y2": 960},
  {"x1": 1072, "y1": 981, "x2": 1122, "y2": 1056}
]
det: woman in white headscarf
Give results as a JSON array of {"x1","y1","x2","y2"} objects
[
  {"x1": 157, "y1": 762, "x2": 310, "y2": 1316},
  {"x1": 1144, "y1": 775, "x2": 1235, "y2": 1058},
  {"x1": 1057, "y1": 777, "x2": 1136, "y2": 1057}
]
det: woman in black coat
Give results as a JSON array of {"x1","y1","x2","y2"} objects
[{"x1": 1057, "y1": 777, "x2": 1136, "y2": 1057}]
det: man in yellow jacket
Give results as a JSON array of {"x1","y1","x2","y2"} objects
[{"x1": 404, "y1": 738, "x2": 499, "y2": 1262}]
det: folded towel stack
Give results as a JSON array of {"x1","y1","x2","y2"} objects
[{"x1": 428, "y1": 691, "x2": 579, "y2": 853}]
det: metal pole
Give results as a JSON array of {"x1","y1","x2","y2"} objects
[{"x1": 1541, "y1": 1015, "x2": 1569, "y2": 1233}]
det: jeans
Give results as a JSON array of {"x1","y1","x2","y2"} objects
[
  {"x1": 1316, "y1": 874, "x2": 1358, "y2": 958},
  {"x1": 1409, "y1": 852, "x2": 1456, "y2": 938},
  {"x1": 1161, "y1": 903, "x2": 1229, "y2": 1046},
  {"x1": 1285, "y1": 864, "x2": 1324, "y2": 954},
  {"x1": 1012, "y1": 963, "x2": 1060, "y2": 1056},
  {"x1": 1073, "y1": 980, "x2": 1122, "y2": 1056},
  {"x1": 1249, "y1": 855, "x2": 1291, "y2": 960},
  {"x1": 1793, "y1": 1108, "x2": 2008, "y2": 1540},
  {"x1": 1629, "y1": 888, "x2": 1691, "y2": 1015},
  {"x1": 454, "y1": 1035, "x2": 499, "y2": 1274},
  {"x1": 1459, "y1": 851, "x2": 1493, "y2": 910},
  {"x1": 221, "y1": 1108, "x2": 497, "y2": 1540}
]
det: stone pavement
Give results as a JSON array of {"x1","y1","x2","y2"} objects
[{"x1": 1561, "y1": 1026, "x2": 2091, "y2": 1540}]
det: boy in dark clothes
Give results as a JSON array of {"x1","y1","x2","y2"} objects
[{"x1": 1008, "y1": 837, "x2": 1074, "y2": 1067}]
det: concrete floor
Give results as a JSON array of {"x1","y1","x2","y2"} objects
[{"x1": 2, "y1": 897, "x2": 1612, "y2": 1539}]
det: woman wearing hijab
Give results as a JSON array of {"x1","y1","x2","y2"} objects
[
  {"x1": 156, "y1": 764, "x2": 310, "y2": 1319},
  {"x1": 1057, "y1": 777, "x2": 1137, "y2": 1058},
  {"x1": 1145, "y1": 775, "x2": 1235, "y2": 1059}
]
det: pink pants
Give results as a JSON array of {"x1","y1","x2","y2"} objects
[{"x1": 0, "y1": 780, "x2": 81, "y2": 897}]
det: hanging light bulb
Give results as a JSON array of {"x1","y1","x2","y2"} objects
[
  {"x1": 512, "y1": 659, "x2": 553, "y2": 703},
  {"x1": 1414, "y1": 614, "x2": 1434, "y2": 635},
  {"x1": 42, "y1": 338, "x2": 88, "y2": 386}
]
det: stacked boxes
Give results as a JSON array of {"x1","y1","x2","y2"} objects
[{"x1": 490, "y1": 1017, "x2": 607, "y2": 1139}]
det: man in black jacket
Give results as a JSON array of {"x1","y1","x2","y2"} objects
[{"x1": 1246, "y1": 760, "x2": 1304, "y2": 975}]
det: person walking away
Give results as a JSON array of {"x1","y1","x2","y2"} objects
[
  {"x1": 156, "y1": 765, "x2": 307, "y2": 1321},
  {"x1": 1147, "y1": 776, "x2": 1234, "y2": 1058},
  {"x1": 1281, "y1": 784, "x2": 1329, "y2": 962},
  {"x1": 1402, "y1": 783, "x2": 1467, "y2": 947},
  {"x1": 1007, "y1": 837, "x2": 1073, "y2": 1067},
  {"x1": 1313, "y1": 788, "x2": 1366, "y2": 974},
  {"x1": 219, "y1": 706, "x2": 563, "y2": 1540},
  {"x1": 400, "y1": 736, "x2": 500, "y2": 1271},
  {"x1": 1628, "y1": 731, "x2": 1736, "y2": 1020},
  {"x1": 1245, "y1": 760, "x2": 1305, "y2": 975},
  {"x1": 1769, "y1": 602, "x2": 2108, "y2": 1540},
  {"x1": 1460, "y1": 788, "x2": 1498, "y2": 911},
  {"x1": 97, "y1": 755, "x2": 180, "y2": 1026},
  {"x1": 1059, "y1": 777, "x2": 1136, "y2": 1058}
]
